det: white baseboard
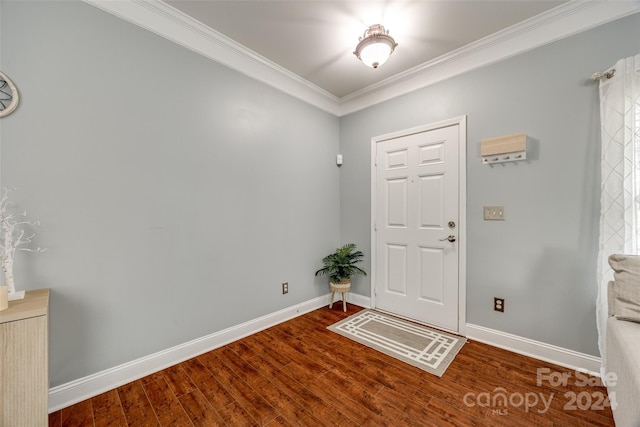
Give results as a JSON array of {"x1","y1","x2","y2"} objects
[
  {"x1": 338, "y1": 296, "x2": 602, "y2": 375},
  {"x1": 466, "y1": 323, "x2": 602, "y2": 376},
  {"x1": 347, "y1": 292, "x2": 372, "y2": 308},
  {"x1": 48, "y1": 293, "x2": 334, "y2": 412},
  {"x1": 347, "y1": 296, "x2": 601, "y2": 374},
  {"x1": 51, "y1": 295, "x2": 599, "y2": 413}
]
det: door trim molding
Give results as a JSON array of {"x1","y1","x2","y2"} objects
[{"x1": 370, "y1": 115, "x2": 467, "y2": 335}]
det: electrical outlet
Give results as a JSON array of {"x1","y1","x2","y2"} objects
[
  {"x1": 494, "y1": 297, "x2": 505, "y2": 312},
  {"x1": 282, "y1": 282, "x2": 289, "y2": 294},
  {"x1": 484, "y1": 206, "x2": 505, "y2": 220}
]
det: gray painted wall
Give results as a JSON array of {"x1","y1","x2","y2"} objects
[
  {"x1": 2, "y1": 0, "x2": 639, "y2": 388},
  {"x1": 0, "y1": 1, "x2": 340, "y2": 386},
  {"x1": 339, "y1": 12, "x2": 640, "y2": 357}
]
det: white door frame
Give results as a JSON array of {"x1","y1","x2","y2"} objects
[{"x1": 370, "y1": 115, "x2": 467, "y2": 336}]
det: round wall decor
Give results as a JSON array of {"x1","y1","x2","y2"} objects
[{"x1": 0, "y1": 71, "x2": 20, "y2": 118}]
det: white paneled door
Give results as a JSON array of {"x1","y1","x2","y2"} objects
[{"x1": 374, "y1": 122, "x2": 461, "y2": 332}]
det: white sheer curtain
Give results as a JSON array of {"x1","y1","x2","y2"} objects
[{"x1": 596, "y1": 53, "x2": 640, "y2": 370}]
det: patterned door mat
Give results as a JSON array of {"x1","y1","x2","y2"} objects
[{"x1": 328, "y1": 309, "x2": 466, "y2": 377}]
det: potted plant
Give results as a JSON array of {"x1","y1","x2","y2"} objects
[{"x1": 315, "y1": 243, "x2": 366, "y2": 310}]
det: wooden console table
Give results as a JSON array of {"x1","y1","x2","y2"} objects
[{"x1": 0, "y1": 289, "x2": 49, "y2": 426}]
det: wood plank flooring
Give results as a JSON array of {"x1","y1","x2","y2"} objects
[{"x1": 49, "y1": 305, "x2": 615, "y2": 426}]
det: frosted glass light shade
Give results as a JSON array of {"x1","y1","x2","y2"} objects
[{"x1": 359, "y1": 42, "x2": 392, "y2": 68}]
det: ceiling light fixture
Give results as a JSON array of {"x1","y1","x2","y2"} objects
[{"x1": 353, "y1": 24, "x2": 398, "y2": 69}]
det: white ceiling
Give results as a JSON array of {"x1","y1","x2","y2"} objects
[
  {"x1": 165, "y1": 0, "x2": 566, "y2": 98},
  {"x1": 86, "y1": 0, "x2": 640, "y2": 115}
]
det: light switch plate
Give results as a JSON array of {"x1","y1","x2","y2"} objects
[{"x1": 484, "y1": 206, "x2": 505, "y2": 220}]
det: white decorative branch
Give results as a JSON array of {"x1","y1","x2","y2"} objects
[{"x1": 0, "y1": 188, "x2": 45, "y2": 295}]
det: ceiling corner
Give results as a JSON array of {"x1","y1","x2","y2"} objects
[
  {"x1": 338, "y1": 0, "x2": 640, "y2": 116},
  {"x1": 84, "y1": 0, "x2": 640, "y2": 117}
]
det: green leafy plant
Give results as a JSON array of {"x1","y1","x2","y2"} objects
[{"x1": 315, "y1": 243, "x2": 367, "y2": 283}]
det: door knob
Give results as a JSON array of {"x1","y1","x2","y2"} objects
[{"x1": 439, "y1": 235, "x2": 456, "y2": 242}]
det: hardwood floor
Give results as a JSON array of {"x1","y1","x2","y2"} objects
[{"x1": 49, "y1": 305, "x2": 615, "y2": 426}]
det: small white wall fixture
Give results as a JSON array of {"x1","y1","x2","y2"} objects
[{"x1": 481, "y1": 133, "x2": 527, "y2": 164}]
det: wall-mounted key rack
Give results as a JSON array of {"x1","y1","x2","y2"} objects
[{"x1": 481, "y1": 133, "x2": 527, "y2": 164}]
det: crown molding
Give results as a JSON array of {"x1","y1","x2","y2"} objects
[
  {"x1": 83, "y1": 0, "x2": 640, "y2": 117},
  {"x1": 338, "y1": 0, "x2": 640, "y2": 115},
  {"x1": 83, "y1": 0, "x2": 341, "y2": 116}
]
